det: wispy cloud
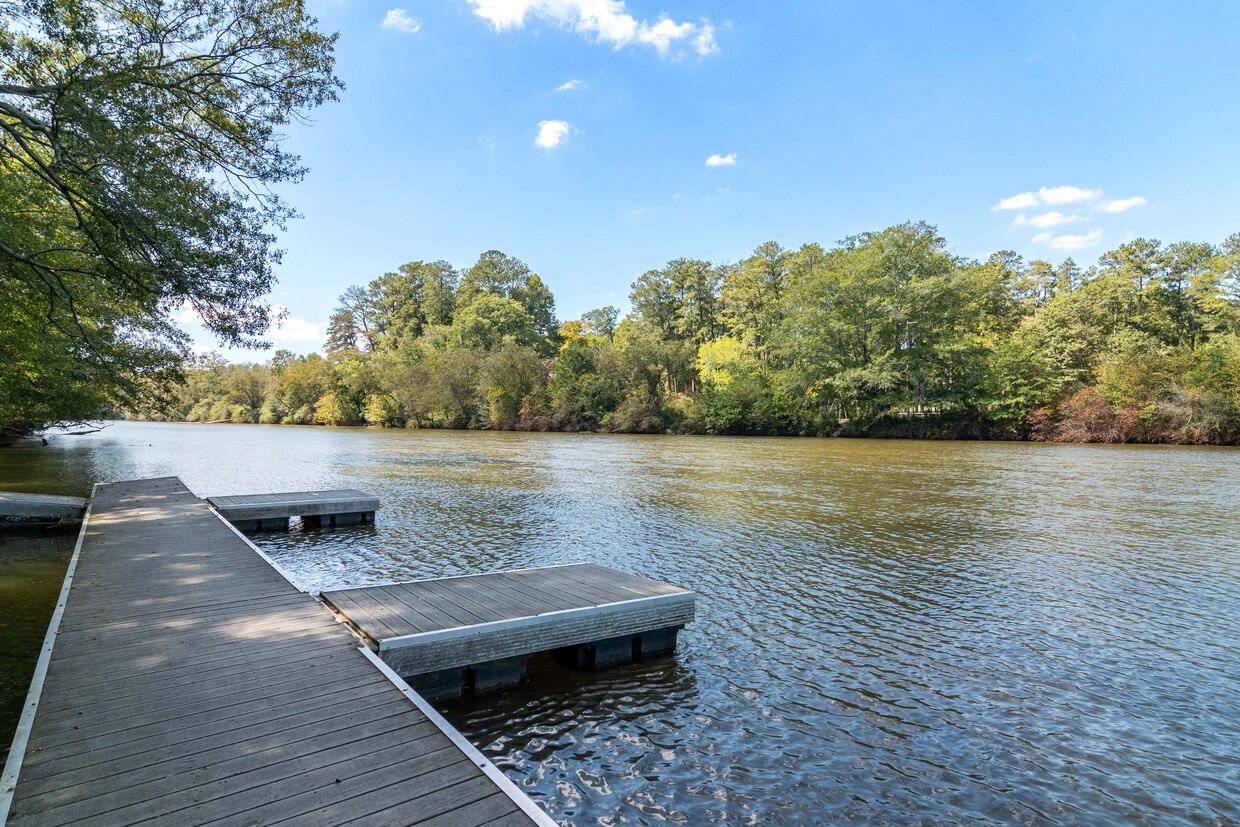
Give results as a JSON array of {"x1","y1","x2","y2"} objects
[
  {"x1": 705, "y1": 153, "x2": 737, "y2": 167},
  {"x1": 993, "y1": 192, "x2": 1038, "y2": 211},
  {"x1": 994, "y1": 185, "x2": 1102, "y2": 211},
  {"x1": 1013, "y1": 211, "x2": 1085, "y2": 229},
  {"x1": 535, "y1": 119, "x2": 570, "y2": 149},
  {"x1": 175, "y1": 305, "x2": 203, "y2": 326},
  {"x1": 693, "y1": 21, "x2": 719, "y2": 56},
  {"x1": 1032, "y1": 228, "x2": 1104, "y2": 252},
  {"x1": 468, "y1": 0, "x2": 718, "y2": 57},
  {"x1": 271, "y1": 322, "x2": 326, "y2": 345},
  {"x1": 1038, "y1": 185, "x2": 1100, "y2": 205},
  {"x1": 1025, "y1": 29, "x2": 1077, "y2": 64},
  {"x1": 1099, "y1": 196, "x2": 1148, "y2": 213},
  {"x1": 382, "y1": 9, "x2": 422, "y2": 33},
  {"x1": 554, "y1": 78, "x2": 585, "y2": 93}
]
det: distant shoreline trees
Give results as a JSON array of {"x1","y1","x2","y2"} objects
[{"x1": 133, "y1": 225, "x2": 1240, "y2": 445}]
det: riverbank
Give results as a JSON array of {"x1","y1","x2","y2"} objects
[{"x1": 123, "y1": 401, "x2": 1240, "y2": 446}]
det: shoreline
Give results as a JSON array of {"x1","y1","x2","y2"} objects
[{"x1": 109, "y1": 417, "x2": 1240, "y2": 448}]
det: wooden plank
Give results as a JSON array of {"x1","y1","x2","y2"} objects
[
  {"x1": 402, "y1": 579, "x2": 519, "y2": 625},
  {"x1": 320, "y1": 590, "x2": 400, "y2": 641},
  {"x1": 22, "y1": 679, "x2": 376, "y2": 773},
  {"x1": 372, "y1": 585, "x2": 474, "y2": 632},
  {"x1": 264, "y1": 766, "x2": 496, "y2": 827},
  {"x1": 367, "y1": 586, "x2": 443, "y2": 631},
  {"x1": 30, "y1": 662, "x2": 370, "y2": 749},
  {"x1": 492, "y1": 568, "x2": 621, "y2": 608},
  {"x1": 17, "y1": 698, "x2": 418, "y2": 798},
  {"x1": 34, "y1": 636, "x2": 330, "y2": 711},
  {"x1": 387, "y1": 583, "x2": 494, "y2": 629},
  {"x1": 449, "y1": 574, "x2": 574, "y2": 617},
  {"x1": 546, "y1": 564, "x2": 675, "y2": 603},
  {"x1": 418, "y1": 795, "x2": 534, "y2": 827},
  {"x1": 15, "y1": 714, "x2": 439, "y2": 817}
]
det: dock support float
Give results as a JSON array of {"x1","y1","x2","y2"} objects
[
  {"x1": 410, "y1": 625, "x2": 686, "y2": 704},
  {"x1": 551, "y1": 625, "x2": 684, "y2": 672}
]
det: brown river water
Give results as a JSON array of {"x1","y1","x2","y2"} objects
[{"x1": 1, "y1": 421, "x2": 1237, "y2": 825}]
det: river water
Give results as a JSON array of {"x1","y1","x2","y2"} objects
[{"x1": 1, "y1": 421, "x2": 1237, "y2": 825}]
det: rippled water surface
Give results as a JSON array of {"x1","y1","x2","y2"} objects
[{"x1": 2, "y1": 422, "x2": 1238, "y2": 825}]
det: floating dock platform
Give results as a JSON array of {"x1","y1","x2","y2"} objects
[
  {"x1": 205, "y1": 489, "x2": 379, "y2": 531},
  {"x1": 0, "y1": 492, "x2": 87, "y2": 525},
  {"x1": 0, "y1": 478, "x2": 551, "y2": 826},
  {"x1": 322, "y1": 565, "x2": 696, "y2": 701}
]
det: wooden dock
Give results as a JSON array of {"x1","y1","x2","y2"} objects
[
  {"x1": 322, "y1": 565, "x2": 696, "y2": 701},
  {"x1": 205, "y1": 489, "x2": 379, "y2": 531},
  {"x1": 1, "y1": 477, "x2": 552, "y2": 826},
  {"x1": 0, "y1": 492, "x2": 87, "y2": 525}
]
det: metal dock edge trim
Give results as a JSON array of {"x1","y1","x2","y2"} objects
[
  {"x1": 0, "y1": 485, "x2": 97, "y2": 825},
  {"x1": 210, "y1": 507, "x2": 308, "y2": 592},
  {"x1": 212, "y1": 497, "x2": 378, "y2": 510},
  {"x1": 314, "y1": 562, "x2": 633, "y2": 598},
  {"x1": 373, "y1": 591, "x2": 698, "y2": 652},
  {"x1": 357, "y1": 646, "x2": 558, "y2": 827}
]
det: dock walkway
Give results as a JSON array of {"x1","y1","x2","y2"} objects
[{"x1": 1, "y1": 477, "x2": 549, "y2": 826}]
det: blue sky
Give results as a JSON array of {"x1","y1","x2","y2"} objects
[{"x1": 187, "y1": 1, "x2": 1240, "y2": 359}]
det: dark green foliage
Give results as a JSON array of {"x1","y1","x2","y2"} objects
[
  {"x1": 1, "y1": 0, "x2": 341, "y2": 434},
  {"x1": 136, "y1": 230, "x2": 1240, "y2": 444}
]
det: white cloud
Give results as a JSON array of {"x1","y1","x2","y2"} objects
[
  {"x1": 1037, "y1": 185, "x2": 1100, "y2": 205},
  {"x1": 1031, "y1": 228, "x2": 1104, "y2": 252},
  {"x1": 175, "y1": 305, "x2": 204, "y2": 326},
  {"x1": 1013, "y1": 211, "x2": 1085, "y2": 229},
  {"x1": 468, "y1": 0, "x2": 718, "y2": 57},
  {"x1": 994, "y1": 185, "x2": 1102, "y2": 211},
  {"x1": 554, "y1": 78, "x2": 585, "y2": 92},
  {"x1": 993, "y1": 192, "x2": 1038, "y2": 211},
  {"x1": 535, "y1": 119, "x2": 570, "y2": 149},
  {"x1": 269, "y1": 306, "x2": 327, "y2": 344},
  {"x1": 693, "y1": 20, "x2": 719, "y2": 56},
  {"x1": 705, "y1": 153, "x2": 737, "y2": 167},
  {"x1": 382, "y1": 9, "x2": 421, "y2": 33},
  {"x1": 1099, "y1": 196, "x2": 1147, "y2": 213},
  {"x1": 637, "y1": 17, "x2": 694, "y2": 53},
  {"x1": 716, "y1": 186, "x2": 730, "y2": 193}
]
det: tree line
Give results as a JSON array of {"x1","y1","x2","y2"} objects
[{"x1": 133, "y1": 222, "x2": 1240, "y2": 444}]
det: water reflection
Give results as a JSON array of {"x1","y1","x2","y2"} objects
[{"x1": 2, "y1": 422, "x2": 1238, "y2": 825}]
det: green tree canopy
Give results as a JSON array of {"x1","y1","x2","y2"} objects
[{"x1": 0, "y1": 0, "x2": 341, "y2": 433}]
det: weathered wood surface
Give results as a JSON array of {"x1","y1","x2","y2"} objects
[
  {"x1": 322, "y1": 565, "x2": 696, "y2": 676},
  {"x1": 2, "y1": 477, "x2": 548, "y2": 827},
  {"x1": 0, "y1": 492, "x2": 86, "y2": 522},
  {"x1": 205, "y1": 489, "x2": 379, "y2": 521}
]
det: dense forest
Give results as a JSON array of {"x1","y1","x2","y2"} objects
[{"x1": 134, "y1": 222, "x2": 1240, "y2": 444}]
